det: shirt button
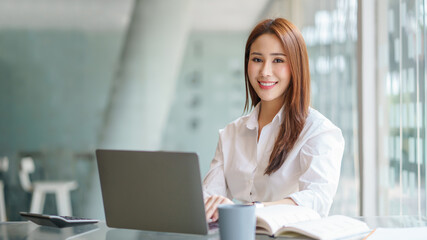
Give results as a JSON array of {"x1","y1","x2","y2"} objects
[{"x1": 250, "y1": 192, "x2": 252, "y2": 195}]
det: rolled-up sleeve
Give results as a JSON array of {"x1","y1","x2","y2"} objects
[
  {"x1": 202, "y1": 132, "x2": 228, "y2": 199},
  {"x1": 287, "y1": 125, "x2": 344, "y2": 217}
]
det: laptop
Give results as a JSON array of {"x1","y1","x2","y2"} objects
[{"x1": 95, "y1": 149, "x2": 216, "y2": 235}]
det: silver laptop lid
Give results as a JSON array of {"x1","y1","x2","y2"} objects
[{"x1": 96, "y1": 149, "x2": 209, "y2": 235}]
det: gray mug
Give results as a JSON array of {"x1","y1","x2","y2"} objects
[{"x1": 218, "y1": 204, "x2": 256, "y2": 240}]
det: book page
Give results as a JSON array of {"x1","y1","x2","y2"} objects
[
  {"x1": 279, "y1": 215, "x2": 370, "y2": 239},
  {"x1": 256, "y1": 205, "x2": 321, "y2": 235},
  {"x1": 365, "y1": 227, "x2": 427, "y2": 240}
]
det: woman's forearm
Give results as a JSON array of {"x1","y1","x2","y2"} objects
[{"x1": 262, "y1": 197, "x2": 297, "y2": 207}]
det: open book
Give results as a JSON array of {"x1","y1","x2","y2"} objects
[{"x1": 256, "y1": 205, "x2": 370, "y2": 239}]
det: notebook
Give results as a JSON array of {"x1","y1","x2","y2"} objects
[{"x1": 95, "y1": 149, "x2": 215, "y2": 235}]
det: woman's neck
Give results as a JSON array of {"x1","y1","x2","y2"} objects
[{"x1": 258, "y1": 99, "x2": 283, "y2": 128}]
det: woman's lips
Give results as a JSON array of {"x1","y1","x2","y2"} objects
[{"x1": 258, "y1": 81, "x2": 278, "y2": 89}]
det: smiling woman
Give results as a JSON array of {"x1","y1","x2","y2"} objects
[
  {"x1": 203, "y1": 18, "x2": 345, "y2": 222},
  {"x1": 244, "y1": 19, "x2": 312, "y2": 176}
]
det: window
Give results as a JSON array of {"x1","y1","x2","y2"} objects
[
  {"x1": 298, "y1": 0, "x2": 360, "y2": 216},
  {"x1": 376, "y1": 0, "x2": 427, "y2": 216}
]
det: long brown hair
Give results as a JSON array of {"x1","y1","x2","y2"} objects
[{"x1": 244, "y1": 18, "x2": 311, "y2": 175}]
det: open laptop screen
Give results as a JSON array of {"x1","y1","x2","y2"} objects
[{"x1": 96, "y1": 149, "x2": 209, "y2": 235}]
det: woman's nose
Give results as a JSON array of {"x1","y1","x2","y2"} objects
[{"x1": 260, "y1": 62, "x2": 272, "y2": 76}]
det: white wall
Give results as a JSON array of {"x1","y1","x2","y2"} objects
[
  {"x1": 99, "y1": 0, "x2": 194, "y2": 150},
  {"x1": 87, "y1": 0, "x2": 194, "y2": 219}
]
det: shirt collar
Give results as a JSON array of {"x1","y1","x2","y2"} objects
[
  {"x1": 245, "y1": 103, "x2": 260, "y2": 130},
  {"x1": 245, "y1": 103, "x2": 285, "y2": 130},
  {"x1": 273, "y1": 105, "x2": 285, "y2": 124}
]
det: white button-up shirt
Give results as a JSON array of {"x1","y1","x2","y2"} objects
[{"x1": 203, "y1": 104, "x2": 344, "y2": 217}]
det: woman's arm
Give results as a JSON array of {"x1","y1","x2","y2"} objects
[
  {"x1": 203, "y1": 133, "x2": 234, "y2": 221},
  {"x1": 262, "y1": 197, "x2": 297, "y2": 207},
  {"x1": 203, "y1": 134, "x2": 228, "y2": 198},
  {"x1": 287, "y1": 127, "x2": 345, "y2": 216},
  {"x1": 257, "y1": 126, "x2": 344, "y2": 215}
]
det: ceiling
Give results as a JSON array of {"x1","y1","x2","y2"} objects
[
  {"x1": 191, "y1": 0, "x2": 270, "y2": 31},
  {"x1": 0, "y1": 0, "x2": 270, "y2": 31},
  {"x1": 0, "y1": 0, "x2": 132, "y2": 30}
]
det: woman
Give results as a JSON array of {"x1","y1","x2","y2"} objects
[{"x1": 203, "y1": 18, "x2": 344, "y2": 222}]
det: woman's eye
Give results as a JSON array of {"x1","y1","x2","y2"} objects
[
  {"x1": 273, "y1": 58, "x2": 284, "y2": 63},
  {"x1": 252, "y1": 58, "x2": 262, "y2": 63}
]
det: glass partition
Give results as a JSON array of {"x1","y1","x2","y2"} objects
[
  {"x1": 376, "y1": 0, "x2": 427, "y2": 216},
  {"x1": 290, "y1": 0, "x2": 360, "y2": 216}
]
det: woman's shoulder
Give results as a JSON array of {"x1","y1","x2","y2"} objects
[
  {"x1": 220, "y1": 104, "x2": 259, "y2": 132},
  {"x1": 305, "y1": 107, "x2": 341, "y2": 133},
  {"x1": 299, "y1": 107, "x2": 345, "y2": 153},
  {"x1": 221, "y1": 114, "x2": 251, "y2": 131}
]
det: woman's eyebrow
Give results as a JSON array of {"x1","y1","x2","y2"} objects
[
  {"x1": 271, "y1": 53, "x2": 286, "y2": 56},
  {"x1": 250, "y1": 52, "x2": 286, "y2": 56}
]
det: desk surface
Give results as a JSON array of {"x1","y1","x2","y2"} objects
[{"x1": 1, "y1": 216, "x2": 427, "y2": 240}]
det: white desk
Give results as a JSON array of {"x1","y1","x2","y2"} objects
[{"x1": 0, "y1": 216, "x2": 426, "y2": 240}]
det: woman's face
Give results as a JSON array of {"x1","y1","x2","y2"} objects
[{"x1": 248, "y1": 33, "x2": 291, "y2": 106}]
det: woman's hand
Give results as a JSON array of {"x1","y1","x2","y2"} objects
[{"x1": 204, "y1": 195, "x2": 234, "y2": 222}]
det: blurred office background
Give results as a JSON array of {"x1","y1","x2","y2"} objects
[{"x1": 0, "y1": 0, "x2": 425, "y2": 220}]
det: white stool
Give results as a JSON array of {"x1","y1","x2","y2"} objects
[
  {"x1": 0, "y1": 181, "x2": 6, "y2": 222},
  {"x1": 19, "y1": 157, "x2": 78, "y2": 216},
  {"x1": 0, "y1": 156, "x2": 8, "y2": 222}
]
